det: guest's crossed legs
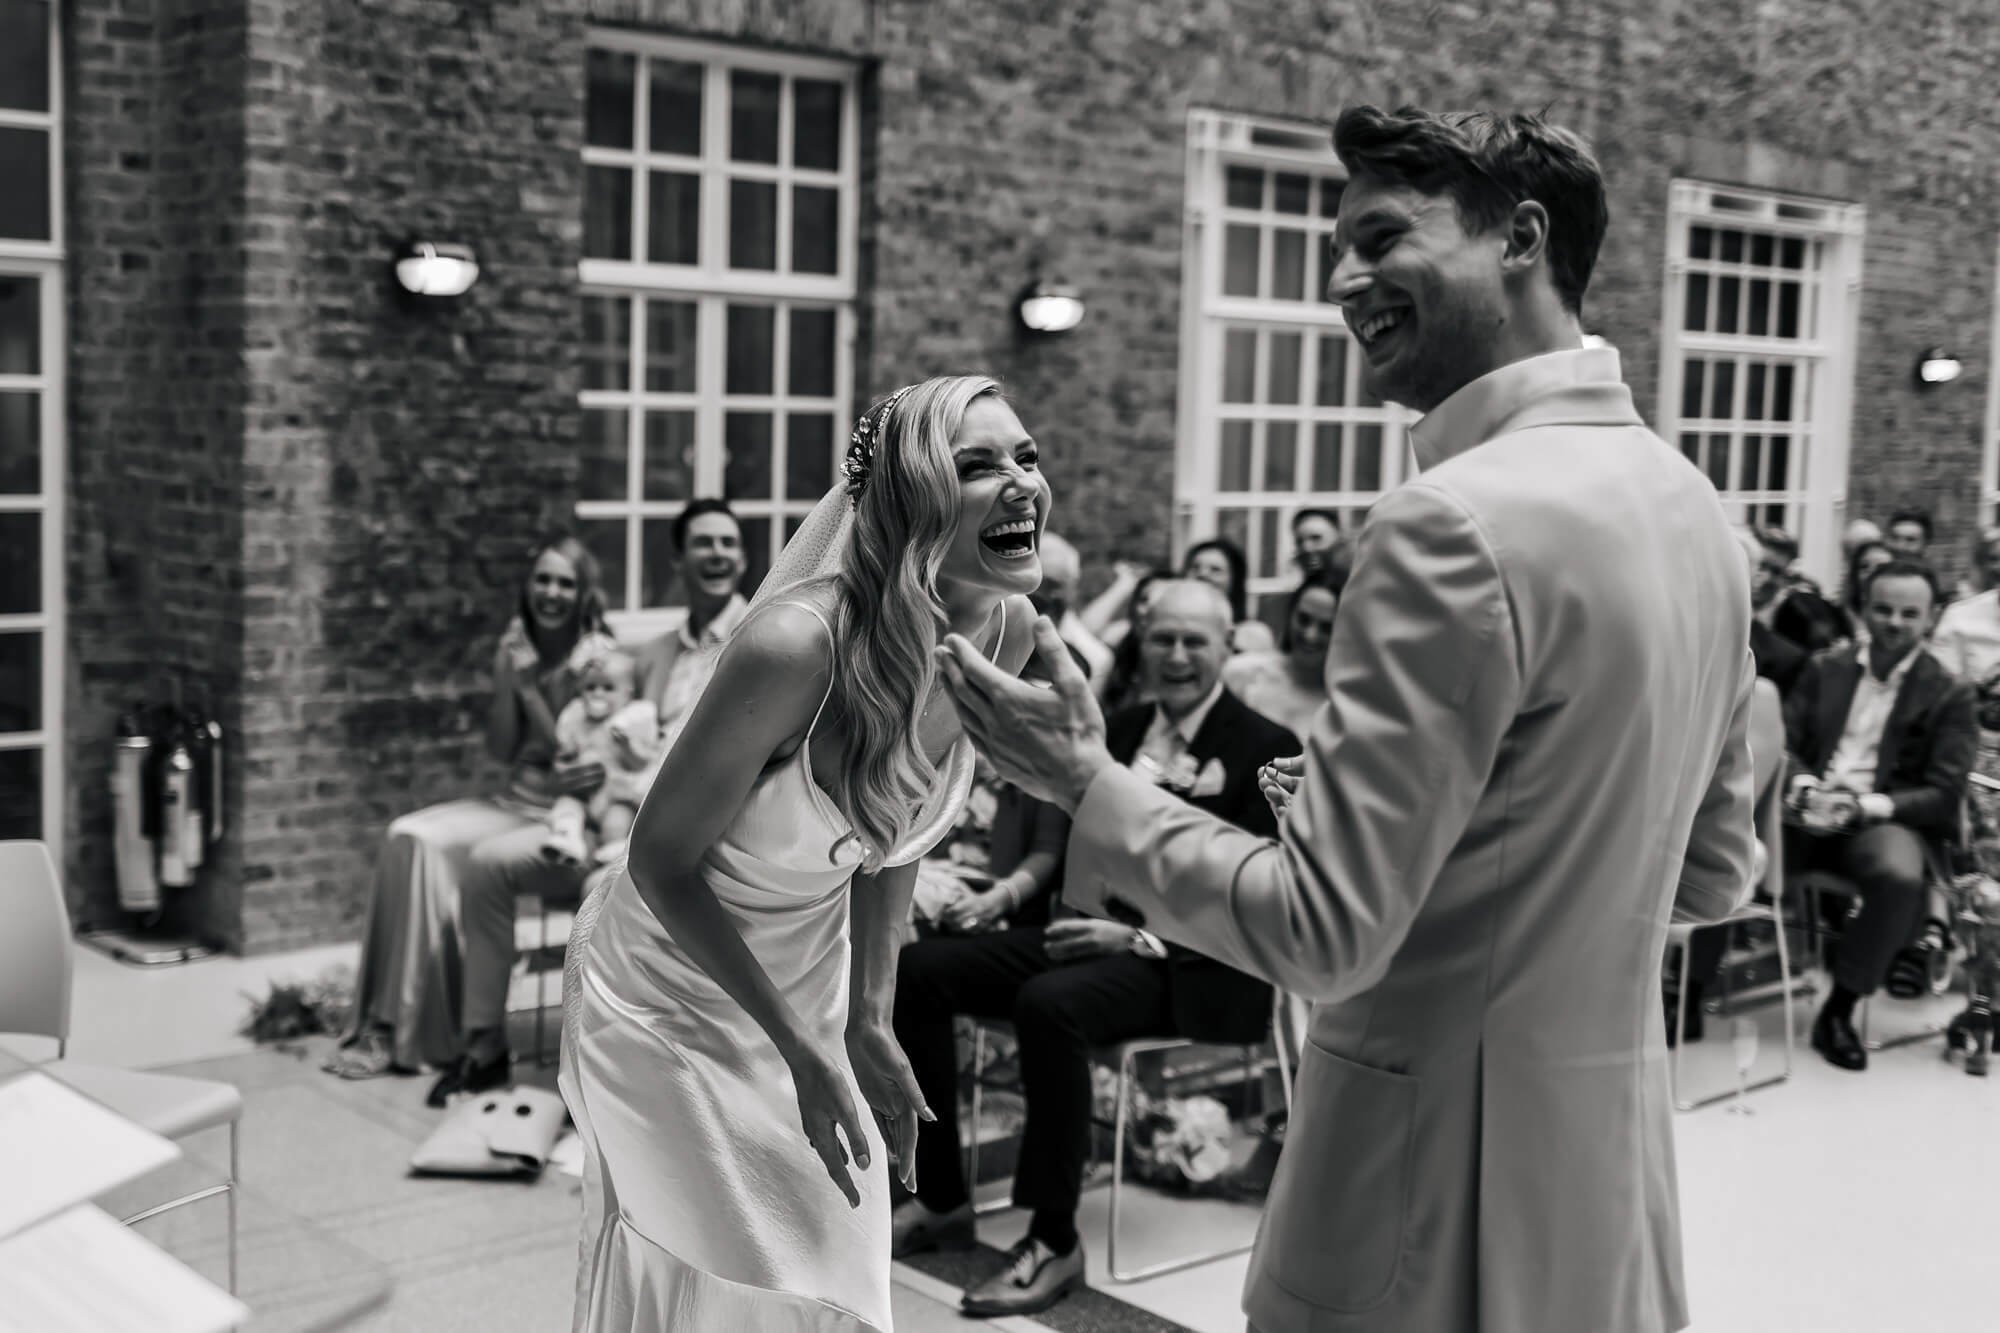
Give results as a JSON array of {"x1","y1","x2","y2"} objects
[
  {"x1": 1795, "y1": 820, "x2": 1930, "y2": 995},
  {"x1": 895, "y1": 926, "x2": 1175, "y2": 1236},
  {"x1": 460, "y1": 823, "x2": 590, "y2": 1059}
]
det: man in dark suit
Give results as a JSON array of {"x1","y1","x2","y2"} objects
[
  {"x1": 1783, "y1": 558, "x2": 1977, "y2": 1071},
  {"x1": 890, "y1": 580, "x2": 1297, "y2": 1317}
]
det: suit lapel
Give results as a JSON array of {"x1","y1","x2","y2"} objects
[{"x1": 1105, "y1": 705, "x2": 1153, "y2": 768}]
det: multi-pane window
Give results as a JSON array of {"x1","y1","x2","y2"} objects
[
  {"x1": 0, "y1": 0, "x2": 61, "y2": 847},
  {"x1": 1659, "y1": 181, "x2": 1864, "y2": 587},
  {"x1": 1982, "y1": 239, "x2": 2000, "y2": 532},
  {"x1": 578, "y1": 34, "x2": 857, "y2": 630},
  {"x1": 1178, "y1": 111, "x2": 1415, "y2": 627}
]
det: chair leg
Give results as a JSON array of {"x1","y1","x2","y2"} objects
[
  {"x1": 535, "y1": 902, "x2": 551, "y2": 1067},
  {"x1": 1103, "y1": 1046, "x2": 1257, "y2": 1284},
  {"x1": 227, "y1": 1119, "x2": 239, "y2": 1295}
]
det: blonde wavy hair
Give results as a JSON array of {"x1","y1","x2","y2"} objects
[{"x1": 822, "y1": 374, "x2": 1002, "y2": 869}]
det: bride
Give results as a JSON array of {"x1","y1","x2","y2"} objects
[{"x1": 559, "y1": 374, "x2": 1048, "y2": 1330}]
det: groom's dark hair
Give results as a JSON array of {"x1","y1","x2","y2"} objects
[{"x1": 1331, "y1": 106, "x2": 1608, "y2": 318}]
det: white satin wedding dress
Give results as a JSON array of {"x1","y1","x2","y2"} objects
[{"x1": 558, "y1": 598, "x2": 1000, "y2": 1332}]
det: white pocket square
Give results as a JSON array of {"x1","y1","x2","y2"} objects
[{"x1": 1189, "y1": 758, "x2": 1227, "y2": 799}]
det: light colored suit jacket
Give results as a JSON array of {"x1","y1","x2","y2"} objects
[{"x1": 1064, "y1": 348, "x2": 1758, "y2": 1333}]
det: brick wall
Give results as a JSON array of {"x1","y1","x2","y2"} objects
[
  {"x1": 64, "y1": 0, "x2": 253, "y2": 941},
  {"x1": 65, "y1": 0, "x2": 587, "y2": 951},
  {"x1": 63, "y1": 0, "x2": 1998, "y2": 949}
]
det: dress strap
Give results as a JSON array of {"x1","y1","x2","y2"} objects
[{"x1": 768, "y1": 600, "x2": 838, "y2": 740}]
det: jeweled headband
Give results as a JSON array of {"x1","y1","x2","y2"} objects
[{"x1": 842, "y1": 384, "x2": 918, "y2": 504}]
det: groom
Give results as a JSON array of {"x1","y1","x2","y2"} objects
[{"x1": 937, "y1": 106, "x2": 1758, "y2": 1333}]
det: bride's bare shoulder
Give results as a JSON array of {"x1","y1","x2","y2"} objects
[{"x1": 716, "y1": 599, "x2": 835, "y2": 697}]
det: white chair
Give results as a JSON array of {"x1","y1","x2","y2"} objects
[
  {"x1": 964, "y1": 986, "x2": 1296, "y2": 1283},
  {"x1": 0, "y1": 841, "x2": 242, "y2": 1292},
  {"x1": 1667, "y1": 678, "x2": 1799, "y2": 1111}
]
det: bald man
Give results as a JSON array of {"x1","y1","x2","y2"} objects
[
  {"x1": 1032, "y1": 531, "x2": 1115, "y2": 685},
  {"x1": 893, "y1": 580, "x2": 1296, "y2": 1316}
]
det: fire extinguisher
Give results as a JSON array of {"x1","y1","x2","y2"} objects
[
  {"x1": 111, "y1": 710, "x2": 160, "y2": 914},
  {"x1": 158, "y1": 721, "x2": 199, "y2": 889}
]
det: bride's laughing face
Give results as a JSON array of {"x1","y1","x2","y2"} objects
[{"x1": 937, "y1": 395, "x2": 1051, "y2": 602}]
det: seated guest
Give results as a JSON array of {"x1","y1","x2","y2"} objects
[
  {"x1": 1736, "y1": 527, "x2": 1806, "y2": 697},
  {"x1": 1097, "y1": 569, "x2": 1171, "y2": 713},
  {"x1": 331, "y1": 506, "x2": 749, "y2": 1102},
  {"x1": 1782, "y1": 558, "x2": 1977, "y2": 1071},
  {"x1": 328, "y1": 535, "x2": 610, "y2": 1083},
  {"x1": 1221, "y1": 567, "x2": 1343, "y2": 737},
  {"x1": 1932, "y1": 526, "x2": 2000, "y2": 838},
  {"x1": 1884, "y1": 507, "x2": 1931, "y2": 561},
  {"x1": 539, "y1": 642, "x2": 658, "y2": 868},
  {"x1": 1182, "y1": 537, "x2": 1279, "y2": 655},
  {"x1": 1826, "y1": 538, "x2": 1893, "y2": 642},
  {"x1": 1031, "y1": 531, "x2": 1115, "y2": 688},
  {"x1": 891, "y1": 580, "x2": 1296, "y2": 1317},
  {"x1": 1289, "y1": 507, "x2": 1345, "y2": 579},
  {"x1": 429, "y1": 500, "x2": 749, "y2": 1104},
  {"x1": 1761, "y1": 526, "x2": 1851, "y2": 655},
  {"x1": 629, "y1": 499, "x2": 751, "y2": 751},
  {"x1": 1935, "y1": 528, "x2": 2000, "y2": 682}
]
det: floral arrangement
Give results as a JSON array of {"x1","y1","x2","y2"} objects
[{"x1": 239, "y1": 965, "x2": 357, "y2": 1050}]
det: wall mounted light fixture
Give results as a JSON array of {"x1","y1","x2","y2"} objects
[
  {"x1": 1915, "y1": 346, "x2": 1963, "y2": 387},
  {"x1": 394, "y1": 241, "x2": 480, "y2": 298},
  {"x1": 1017, "y1": 279, "x2": 1085, "y2": 335}
]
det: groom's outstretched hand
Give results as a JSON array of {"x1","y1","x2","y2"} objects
[{"x1": 936, "y1": 616, "x2": 1114, "y2": 815}]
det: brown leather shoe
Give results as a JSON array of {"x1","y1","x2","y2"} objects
[
  {"x1": 960, "y1": 1235, "x2": 1085, "y2": 1317},
  {"x1": 889, "y1": 1198, "x2": 975, "y2": 1259}
]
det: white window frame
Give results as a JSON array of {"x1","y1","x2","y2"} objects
[
  {"x1": 0, "y1": 0, "x2": 65, "y2": 851},
  {"x1": 579, "y1": 31, "x2": 859, "y2": 642},
  {"x1": 1981, "y1": 236, "x2": 2000, "y2": 531},
  {"x1": 1657, "y1": 180, "x2": 1865, "y2": 589},
  {"x1": 1176, "y1": 108, "x2": 1416, "y2": 621}
]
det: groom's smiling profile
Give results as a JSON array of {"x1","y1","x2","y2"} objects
[{"x1": 940, "y1": 106, "x2": 1760, "y2": 1333}]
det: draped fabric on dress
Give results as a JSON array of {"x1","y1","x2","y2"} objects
[{"x1": 559, "y1": 598, "x2": 996, "y2": 1332}]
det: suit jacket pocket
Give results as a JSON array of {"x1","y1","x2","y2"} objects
[{"x1": 1262, "y1": 1040, "x2": 1418, "y2": 1313}]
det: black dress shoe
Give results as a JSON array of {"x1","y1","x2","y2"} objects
[
  {"x1": 1811, "y1": 1008, "x2": 1868, "y2": 1072},
  {"x1": 426, "y1": 1049, "x2": 512, "y2": 1107}
]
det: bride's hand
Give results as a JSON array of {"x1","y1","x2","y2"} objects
[
  {"x1": 784, "y1": 1038, "x2": 874, "y2": 1208},
  {"x1": 846, "y1": 1022, "x2": 933, "y2": 1195}
]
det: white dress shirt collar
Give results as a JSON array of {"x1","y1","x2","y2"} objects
[
  {"x1": 680, "y1": 592, "x2": 748, "y2": 651},
  {"x1": 1151, "y1": 679, "x2": 1226, "y2": 748},
  {"x1": 1408, "y1": 346, "x2": 1628, "y2": 471}
]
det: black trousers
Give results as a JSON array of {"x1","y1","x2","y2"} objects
[
  {"x1": 1787, "y1": 820, "x2": 1932, "y2": 996},
  {"x1": 893, "y1": 925, "x2": 1175, "y2": 1221}
]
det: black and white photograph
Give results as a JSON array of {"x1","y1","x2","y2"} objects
[{"x1": 2, "y1": 1, "x2": 1998, "y2": 1330}]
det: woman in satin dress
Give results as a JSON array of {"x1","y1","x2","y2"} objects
[{"x1": 560, "y1": 375, "x2": 1049, "y2": 1331}]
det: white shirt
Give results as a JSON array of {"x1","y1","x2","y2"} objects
[
  {"x1": 1129, "y1": 679, "x2": 1225, "y2": 780},
  {"x1": 649, "y1": 593, "x2": 749, "y2": 741},
  {"x1": 1823, "y1": 639, "x2": 1922, "y2": 795},
  {"x1": 1934, "y1": 588, "x2": 2000, "y2": 691},
  {"x1": 1121, "y1": 679, "x2": 1226, "y2": 959},
  {"x1": 1410, "y1": 345, "x2": 1622, "y2": 471}
]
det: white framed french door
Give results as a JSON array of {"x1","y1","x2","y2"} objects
[{"x1": 0, "y1": 261, "x2": 64, "y2": 847}]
